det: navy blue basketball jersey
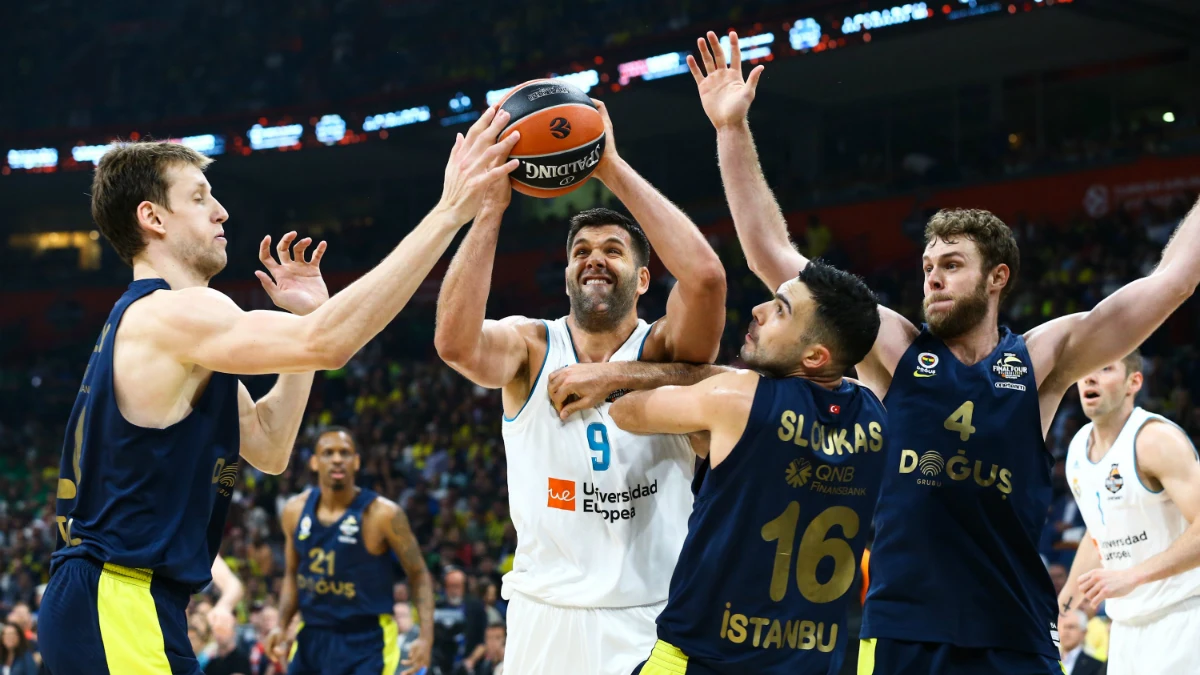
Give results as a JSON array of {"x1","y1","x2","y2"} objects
[
  {"x1": 862, "y1": 326, "x2": 1058, "y2": 659},
  {"x1": 655, "y1": 376, "x2": 887, "y2": 675},
  {"x1": 50, "y1": 279, "x2": 241, "y2": 592},
  {"x1": 294, "y1": 487, "x2": 396, "y2": 628}
]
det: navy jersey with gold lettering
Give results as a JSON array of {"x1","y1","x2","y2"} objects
[
  {"x1": 862, "y1": 326, "x2": 1059, "y2": 658},
  {"x1": 50, "y1": 279, "x2": 240, "y2": 592},
  {"x1": 651, "y1": 376, "x2": 887, "y2": 675},
  {"x1": 294, "y1": 487, "x2": 395, "y2": 628}
]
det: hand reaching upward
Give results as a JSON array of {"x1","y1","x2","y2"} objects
[{"x1": 688, "y1": 31, "x2": 765, "y2": 130}]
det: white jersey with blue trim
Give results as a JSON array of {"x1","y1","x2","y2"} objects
[
  {"x1": 500, "y1": 317, "x2": 695, "y2": 608},
  {"x1": 1066, "y1": 407, "x2": 1200, "y2": 621}
]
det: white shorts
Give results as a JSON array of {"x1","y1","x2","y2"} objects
[
  {"x1": 1108, "y1": 596, "x2": 1200, "y2": 675},
  {"x1": 504, "y1": 592, "x2": 664, "y2": 675}
]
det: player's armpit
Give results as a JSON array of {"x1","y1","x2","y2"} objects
[
  {"x1": 855, "y1": 305, "x2": 919, "y2": 399},
  {"x1": 139, "y1": 287, "x2": 341, "y2": 375}
]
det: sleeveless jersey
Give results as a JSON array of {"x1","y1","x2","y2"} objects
[
  {"x1": 1065, "y1": 407, "x2": 1200, "y2": 622},
  {"x1": 656, "y1": 377, "x2": 887, "y2": 675},
  {"x1": 500, "y1": 317, "x2": 695, "y2": 608},
  {"x1": 294, "y1": 487, "x2": 395, "y2": 628},
  {"x1": 862, "y1": 326, "x2": 1059, "y2": 659},
  {"x1": 50, "y1": 279, "x2": 240, "y2": 592}
]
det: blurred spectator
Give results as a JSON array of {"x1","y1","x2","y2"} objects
[
  {"x1": 393, "y1": 601, "x2": 424, "y2": 666},
  {"x1": 204, "y1": 610, "x2": 252, "y2": 675},
  {"x1": 1059, "y1": 610, "x2": 1104, "y2": 675},
  {"x1": 433, "y1": 567, "x2": 487, "y2": 675},
  {"x1": 458, "y1": 621, "x2": 505, "y2": 675},
  {"x1": 0, "y1": 622, "x2": 37, "y2": 675}
]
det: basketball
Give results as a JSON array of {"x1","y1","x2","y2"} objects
[{"x1": 497, "y1": 79, "x2": 606, "y2": 198}]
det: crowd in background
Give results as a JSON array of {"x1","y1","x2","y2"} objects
[{"x1": 0, "y1": 183, "x2": 1197, "y2": 671}]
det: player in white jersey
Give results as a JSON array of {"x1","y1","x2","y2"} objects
[
  {"x1": 434, "y1": 99, "x2": 726, "y2": 675},
  {"x1": 1060, "y1": 349, "x2": 1200, "y2": 675}
]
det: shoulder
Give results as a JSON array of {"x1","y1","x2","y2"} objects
[
  {"x1": 1135, "y1": 418, "x2": 1197, "y2": 474},
  {"x1": 281, "y1": 490, "x2": 310, "y2": 523},
  {"x1": 1022, "y1": 312, "x2": 1085, "y2": 387},
  {"x1": 364, "y1": 495, "x2": 407, "y2": 529},
  {"x1": 125, "y1": 286, "x2": 241, "y2": 336},
  {"x1": 707, "y1": 369, "x2": 761, "y2": 393}
]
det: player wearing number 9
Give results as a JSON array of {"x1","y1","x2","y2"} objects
[{"x1": 610, "y1": 260, "x2": 885, "y2": 675}]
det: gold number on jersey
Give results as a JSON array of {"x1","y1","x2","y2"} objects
[
  {"x1": 761, "y1": 502, "x2": 859, "y2": 604},
  {"x1": 308, "y1": 548, "x2": 336, "y2": 576},
  {"x1": 56, "y1": 406, "x2": 86, "y2": 546},
  {"x1": 943, "y1": 400, "x2": 976, "y2": 442}
]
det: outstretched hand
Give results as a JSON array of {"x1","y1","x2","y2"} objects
[
  {"x1": 256, "y1": 232, "x2": 329, "y2": 316},
  {"x1": 438, "y1": 105, "x2": 522, "y2": 226},
  {"x1": 688, "y1": 31, "x2": 765, "y2": 130}
]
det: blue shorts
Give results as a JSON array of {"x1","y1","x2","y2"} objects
[
  {"x1": 857, "y1": 639, "x2": 1063, "y2": 675},
  {"x1": 288, "y1": 616, "x2": 402, "y2": 675},
  {"x1": 38, "y1": 557, "x2": 199, "y2": 675}
]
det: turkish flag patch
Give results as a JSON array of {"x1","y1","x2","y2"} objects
[{"x1": 829, "y1": 404, "x2": 841, "y2": 414}]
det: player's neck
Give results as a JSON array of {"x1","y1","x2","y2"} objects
[
  {"x1": 941, "y1": 312, "x2": 1002, "y2": 366},
  {"x1": 132, "y1": 256, "x2": 210, "y2": 289},
  {"x1": 1090, "y1": 403, "x2": 1135, "y2": 456},
  {"x1": 566, "y1": 312, "x2": 640, "y2": 363},
  {"x1": 319, "y1": 484, "x2": 359, "y2": 511}
]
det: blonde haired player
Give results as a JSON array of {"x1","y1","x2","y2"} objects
[
  {"x1": 1061, "y1": 349, "x2": 1200, "y2": 675},
  {"x1": 434, "y1": 100, "x2": 726, "y2": 675}
]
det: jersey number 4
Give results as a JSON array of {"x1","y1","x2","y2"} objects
[{"x1": 588, "y1": 423, "x2": 611, "y2": 471}]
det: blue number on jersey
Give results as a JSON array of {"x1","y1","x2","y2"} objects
[{"x1": 588, "y1": 423, "x2": 610, "y2": 471}]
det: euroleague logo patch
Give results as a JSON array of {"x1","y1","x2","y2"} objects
[
  {"x1": 549, "y1": 117, "x2": 571, "y2": 139},
  {"x1": 1105, "y1": 464, "x2": 1124, "y2": 494},
  {"x1": 992, "y1": 352, "x2": 1029, "y2": 391}
]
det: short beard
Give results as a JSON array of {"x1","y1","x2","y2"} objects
[
  {"x1": 924, "y1": 278, "x2": 990, "y2": 340},
  {"x1": 174, "y1": 239, "x2": 225, "y2": 281},
  {"x1": 567, "y1": 274, "x2": 638, "y2": 333}
]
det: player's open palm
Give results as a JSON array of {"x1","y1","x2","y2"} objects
[
  {"x1": 256, "y1": 231, "x2": 329, "y2": 316},
  {"x1": 688, "y1": 31, "x2": 765, "y2": 130},
  {"x1": 439, "y1": 105, "x2": 522, "y2": 226}
]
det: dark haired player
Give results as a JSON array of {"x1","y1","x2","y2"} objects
[
  {"x1": 610, "y1": 261, "x2": 887, "y2": 674},
  {"x1": 267, "y1": 428, "x2": 435, "y2": 675},
  {"x1": 434, "y1": 101, "x2": 726, "y2": 675},
  {"x1": 688, "y1": 30, "x2": 1200, "y2": 674},
  {"x1": 39, "y1": 107, "x2": 519, "y2": 674}
]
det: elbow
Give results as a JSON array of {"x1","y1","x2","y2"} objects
[
  {"x1": 258, "y1": 449, "x2": 292, "y2": 475},
  {"x1": 693, "y1": 258, "x2": 727, "y2": 296},
  {"x1": 433, "y1": 328, "x2": 472, "y2": 367},
  {"x1": 1155, "y1": 266, "x2": 1199, "y2": 305}
]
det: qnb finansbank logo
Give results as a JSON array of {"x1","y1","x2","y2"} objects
[{"x1": 546, "y1": 477, "x2": 658, "y2": 522}]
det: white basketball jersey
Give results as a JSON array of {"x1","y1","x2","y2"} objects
[
  {"x1": 1065, "y1": 407, "x2": 1200, "y2": 621},
  {"x1": 500, "y1": 318, "x2": 695, "y2": 609}
]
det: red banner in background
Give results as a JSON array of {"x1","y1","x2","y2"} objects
[{"x1": 7, "y1": 154, "x2": 1200, "y2": 355}]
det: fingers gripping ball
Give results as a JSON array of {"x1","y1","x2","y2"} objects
[{"x1": 497, "y1": 79, "x2": 605, "y2": 198}]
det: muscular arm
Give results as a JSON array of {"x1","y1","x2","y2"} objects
[
  {"x1": 209, "y1": 555, "x2": 243, "y2": 616},
  {"x1": 433, "y1": 196, "x2": 531, "y2": 390},
  {"x1": 379, "y1": 501, "x2": 435, "y2": 645},
  {"x1": 1032, "y1": 197, "x2": 1200, "y2": 392},
  {"x1": 609, "y1": 370, "x2": 758, "y2": 465},
  {"x1": 548, "y1": 361, "x2": 732, "y2": 419},
  {"x1": 1059, "y1": 532, "x2": 1102, "y2": 616},
  {"x1": 593, "y1": 102, "x2": 725, "y2": 363},
  {"x1": 1126, "y1": 422, "x2": 1200, "y2": 584},
  {"x1": 237, "y1": 377, "x2": 312, "y2": 474},
  {"x1": 146, "y1": 109, "x2": 520, "y2": 377},
  {"x1": 276, "y1": 496, "x2": 304, "y2": 635}
]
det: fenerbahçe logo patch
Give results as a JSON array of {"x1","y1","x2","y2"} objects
[{"x1": 914, "y1": 352, "x2": 939, "y2": 378}]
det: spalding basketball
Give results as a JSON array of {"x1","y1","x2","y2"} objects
[{"x1": 497, "y1": 79, "x2": 606, "y2": 198}]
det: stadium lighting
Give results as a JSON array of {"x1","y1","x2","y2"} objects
[
  {"x1": 1163, "y1": 112, "x2": 1176, "y2": 123},
  {"x1": 315, "y1": 115, "x2": 347, "y2": 145},
  {"x1": 718, "y1": 32, "x2": 775, "y2": 61},
  {"x1": 485, "y1": 70, "x2": 600, "y2": 107},
  {"x1": 363, "y1": 106, "x2": 432, "y2": 132},
  {"x1": 617, "y1": 52, "x2": 692, "y2": 86},
  {"x1": 789, "y1": 18, "x2": 822, "y2": 51},
  {"x1": 172, "y1": 134, "x2": 225, "y2": 156},
  {"x1": 72, "y1": 144, "x2": 116, "y2": 165},
  {"x1": 841, "y1": 3, "x2": 931, "y2": 34},
  {"x1": 448, "y1": 93, "x2": 472, "y2": 112},
  {"x1": 6, "y1": 147, "x2": 58, "y2": 170},
  {"x1": 247, "y1": 123, "x2": 304, "y2": 151}
]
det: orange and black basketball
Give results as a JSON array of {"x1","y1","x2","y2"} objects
[{"x1": 497, "y1": 79, "x2": 605, "y2": 198}]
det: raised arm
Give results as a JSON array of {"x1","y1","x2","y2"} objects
[
  {"x1": 208, "y1": 555, "x2": 243, "y2": 622},
  {"x1": 689, "y1": 31, "x2": 916, "y2": 394},
  {"x1": 609, "y1": 369, "x2": 758, "y2": 465},
  {"x1": 376, "y1": 499, "x2": 435, "y2": 675},
  {"x1": 1031, "y1": 197, "x2": 1200, "y2": 393},
  {"x1": 591, "y1": 101, "x2": 726, "y2": 363},
  {"x1": 143, "y1": 108, "x2": 521, "y2": 377},
  {"x1": 433, "y1": 181, "x2": 534, "y2": 392},
  {"x1": 547, "y1": 361, "x2": 731, "y2": 420},
  {"x1": 1079, "y1": 422, "x2": 1200, "y2": 606},
  {"x1": 264, "y1": 494, "x2": 305, "y2": 663}
]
